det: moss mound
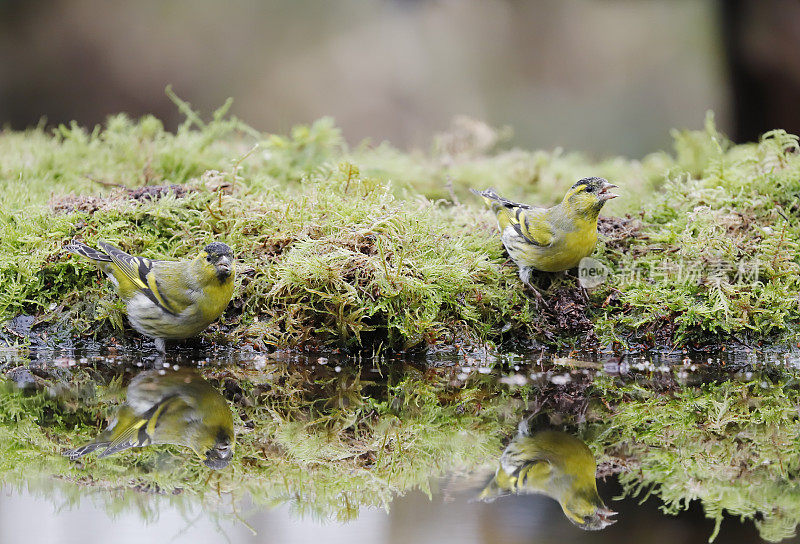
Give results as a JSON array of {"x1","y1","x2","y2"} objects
[{"x1": 2, "y1": 97, "x2": 800, "y2": 350}]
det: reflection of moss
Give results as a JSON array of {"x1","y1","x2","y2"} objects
[
  {"x1": 6, "y1": 355, "x2": 800, "y2": 540},
  {"x1": 2, "y1": 98, "x2": 800, "y2": 349},
  {"x1": 228, "y1": 364, "x2": 519, "y2": 520},
  {"x1": 0, "y1": 359, "x2": 523, "y2": 521},
  {"x1": 590, "y1": 373, "x2": 800, "y2": 542}
]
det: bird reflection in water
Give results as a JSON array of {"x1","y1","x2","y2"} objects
[
  {"x1": 63, "y1": 368, "x2": 234, "y2": 469},
  {"x1": 479, "y1": 416, "x2": 616, "y2": 530}
]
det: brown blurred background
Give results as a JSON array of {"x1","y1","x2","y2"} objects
[{"x1": 0, "y1": 0, "x2": 797, "y2": 157}]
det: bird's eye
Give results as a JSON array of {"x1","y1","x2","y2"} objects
[
  {"x1": 206, "y1": 255, "x2": 214, "y2": 263},
  {"x1": 586, "y1": 185, "x2": 595, "y2": 192}
]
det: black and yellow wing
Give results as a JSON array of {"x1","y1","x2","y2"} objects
[
  {"x1": 63, "y1": 395, "x2": 186, "y2": 460},
  {"x1": 97, "y1": 241, "x2": 179, "y2": 315},
  {"x1": 63, "y1": 406, "x2": 147, "y2": 460}
]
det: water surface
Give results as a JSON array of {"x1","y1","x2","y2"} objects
[{"x1": 1, "y1": 345, "x2": 797, "y2": 543}]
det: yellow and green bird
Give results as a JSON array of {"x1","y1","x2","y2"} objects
[
  {"x1": 472, "y1": 177, "x2": 618, "y2": 286},
  {"x1": 478, "y1": 423, "x2": 616, "y2": 530},
  {"x1": 63, "y1": 369, "x2": 235, "y2": 469},
  {"x1": 66, "y1": 240, "x2": 235, "y2": 352}
]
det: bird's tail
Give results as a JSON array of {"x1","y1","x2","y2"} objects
[
  {"x1": 474, "y1": 476, "x2": 510, "y2": 503},
  {"x1": 471, "y1": 188, "x2": 527, "y2": 231},
  {"x1": 62, "y1": 440, "x2": 110, "y2": 460},
  {"x1": 65, "y1": 240, "x2": 112, "y2": 263},
  {"x1": 470, "y1": 188, "x2": 527, "y2": 213}
]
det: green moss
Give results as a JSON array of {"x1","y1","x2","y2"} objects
[
  {"x1": 2, "y1": 100, "x2": 800, "y2": 349},
  {"x1": 591, "y1": 117, "x2": 800, "y2": 347}
]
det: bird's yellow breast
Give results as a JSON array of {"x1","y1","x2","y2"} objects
[
  {"x1": 557, "y1": 220, "x2": 598, "y2": 267},
  {"x1": 505, "y1": 218, "x2": 598, "y2": 273},
  {"x1": 198, "y1": 275, "x2": 235, "y2": 322}
]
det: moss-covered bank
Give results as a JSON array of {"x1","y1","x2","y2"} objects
[{"x1": 2, "y1": 98, "x2": 800, "y2": 351}]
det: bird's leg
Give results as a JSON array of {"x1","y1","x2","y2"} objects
[
  {"x1": 147, "y1": 353, "x2": 164, "y2": 369},
  {"x1": 555, "y1": 269, "x2": 571, "y2": 286},
  {"x1": 154, "y1": 338, "x2": 166, "y2": 354},
  {"x1": 518, "y1": 400, "x2": 545, "y2": 436},
  {"x1": 519, "y1": 267, "x2": 545, "y2": 307},
  {"x1": 524, "y1": 281, "x2": 546, "y2": 307}
]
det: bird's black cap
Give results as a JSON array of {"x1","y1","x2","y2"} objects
[
  {"x1": 571, "y1": 177, "x2": 608, "y2": 190},
  {"x1": 203, "y1": 242, "x2": 233, "y2": 258}
]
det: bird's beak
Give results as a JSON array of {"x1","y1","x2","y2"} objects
[
  {"x1": 203, "y1": 444, "x2": 233, "y2": 470},
  {"x1": 217, "y1": 256, "x2": 232, "y2": 274},
  {"x1": 596, "y1": 506, "x2": 618, "y2": 528},
  {"x1": 598, "y1": 182, "x2": 619, "y2": 201}
]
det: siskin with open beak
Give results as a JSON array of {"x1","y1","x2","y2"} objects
[{"x1": 472, "y1": 177, "x2": 618, "y2": 291}]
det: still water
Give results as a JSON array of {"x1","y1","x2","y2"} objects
[{"x1": 0, "y1": 346, "x2": 797, "y2": 544}]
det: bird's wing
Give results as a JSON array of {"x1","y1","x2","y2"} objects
[
  {"x1": 144, "y1": 396, "x2": 201, "y2": 448},
  {"x1": 98, "y1": 242, "x2": 181, "y2": 315},
  {"x1": 516, "y1": 459, "x2": 554, "y2": 488},
  {"x1": 98, "y1": 424, "x2": 147, "y2": 457},
  {"x1": 512, "y1": 207, "x2": 553, "y2": 247},
  {"x1": 63, "y1": 405, "x2": 140, "y2": 460},
  {"x1": 477, "y1": 458, "x2": 553, "y2": 502},
  {"x1": 96, "y1": 406, "x2": 150, "y2": 457},
  {"x1": 99, "y1": 395, "x2": 191, "y2": 456},
  {"x1": 476, "y1": 467, "x2": 516, "y2": 502}
]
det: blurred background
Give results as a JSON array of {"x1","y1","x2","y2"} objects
[{"x1": 0, "y1": 0, "x2": 798, "y2": 157}]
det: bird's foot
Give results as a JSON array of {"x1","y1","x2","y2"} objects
[{"x1": 523, "y1": 281, "x2": 546, "y2": 307}]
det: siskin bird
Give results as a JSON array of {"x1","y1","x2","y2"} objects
[
  {"x1": 66, "y1": 240, "x2": 235, "y2": 352},
  {"x1": 478, "y1": 420, "x2": 616, "y2": 530},
  {"x1": 63, "y1": 368, "x2": 235, "y2": 469},
  {"x1": 471, "y1": 178, "x2": 618, "y2": 287}
]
